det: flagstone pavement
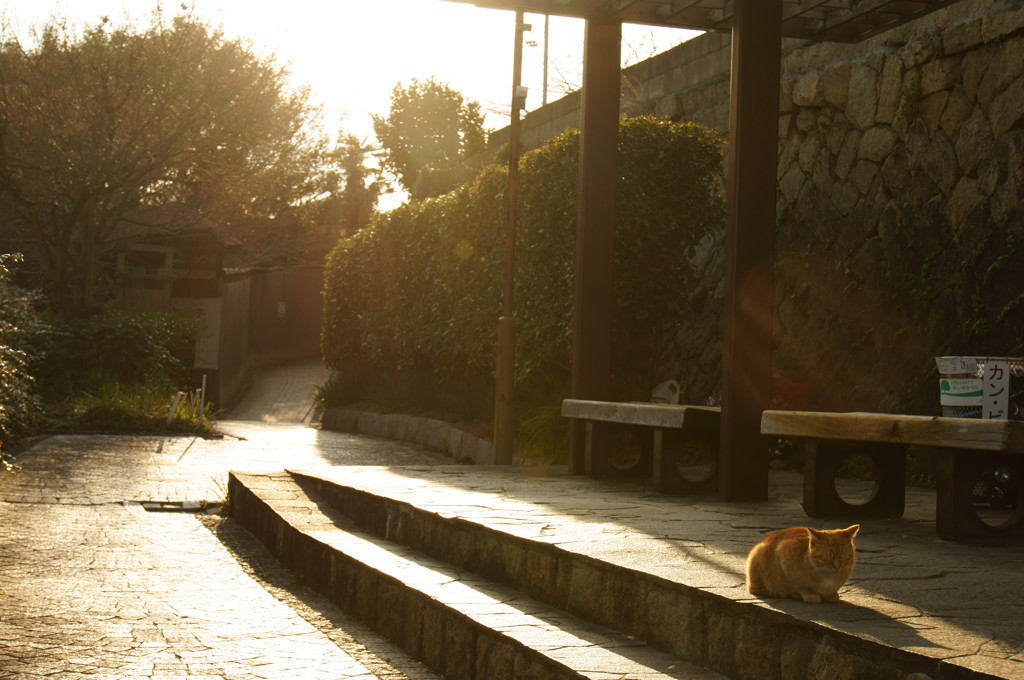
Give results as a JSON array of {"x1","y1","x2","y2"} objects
[{"x1": 0, "y1": 361, "x2": 444, "y2": 680}]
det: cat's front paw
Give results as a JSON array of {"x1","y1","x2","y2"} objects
[{"x1": 799, "y1": 592, "x2": 823, "y2": 603}]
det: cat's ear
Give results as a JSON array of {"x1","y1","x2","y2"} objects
[{"x1": 844, "y1": 525, "x2": 860, "y2": 538}]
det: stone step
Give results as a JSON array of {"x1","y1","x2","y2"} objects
[
  {"x1": 229, "y1": 466, "x2": 1018, "y2": 680},
  {"x1": 229, "y1": 470, "x2": 726, "y2": 680}
]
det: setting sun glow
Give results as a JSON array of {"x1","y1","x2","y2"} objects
[{"x1": 2, "y1": 0, "x2": 696, "y2": 139}]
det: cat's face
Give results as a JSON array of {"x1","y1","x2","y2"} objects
[{"x1": 808, "y1": 525, "x2": 859, "y2": 573}]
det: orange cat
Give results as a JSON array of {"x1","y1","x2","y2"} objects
[{"x1": 745, "y1": 525, "x2": 859, "y2": 603}]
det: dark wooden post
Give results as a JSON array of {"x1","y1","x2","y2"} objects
[
  {"x1": 568, "y1": 17, "x2": 621, "y2": 475},
  {"x1": 718, "y1": 0, "x2": 782, "y2": 500}
]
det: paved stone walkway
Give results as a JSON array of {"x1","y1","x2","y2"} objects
[{"x1": 0, "y1": 362, "x2": 444, "y2": 679}]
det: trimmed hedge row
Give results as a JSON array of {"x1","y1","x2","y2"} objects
[{"x1": 321, "y1": 116, "x2": 725, "y2": 430}]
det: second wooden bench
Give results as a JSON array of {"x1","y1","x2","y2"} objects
[{"x1": 561, "y1": 399, "x2": 721, "y2": 493}]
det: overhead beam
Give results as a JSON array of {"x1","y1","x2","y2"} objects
[
  {"x1": 718, "y1": 0, "x2": 782, "y2": 501},
  {"x1": 568, "y1": 16, "x2": 621, "y2": 475},
  {"x1": 782, "y1": 0, "x2": 832, "y2": 20},
  {"x1": 443, "y1": 0, "x2": 966, "y2": 42},
  {"x1": 614, "y1": 1, "x2": 668, "y2": 24},
  {"x1": 798, "y1": 0, "x2": 959, "y2": 41}
]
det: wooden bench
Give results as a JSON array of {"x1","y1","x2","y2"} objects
[
  {"x1": 761, "y1": 410, "x2": 1024, "y2": 543},
  {"x1": 561, "y1": 399, "x2": 721, "y2": 493}
]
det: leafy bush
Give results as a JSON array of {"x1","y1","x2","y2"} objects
[
  {"x1": 2, "y1": 252, "x2": 207, "y2": 446},
  {"x1": 32, "y1": 309, "x2": 198, "y2": 400},
  {"x1": 321, "y1": 117, "x2": 725, "y2": 450},
  {"x1": 0, "y1": 254, "x2": 46, "y2": 451}
]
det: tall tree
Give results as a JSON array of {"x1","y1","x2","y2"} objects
[
  {"x1": 372, "y1": 77, "x2": 486, "y2": 201},
  {"x1": 0, "y1": 9, "x2": 330, "y2": 316},
  {"x1": 303, "y1": 134, "x2": 382, "y2": 249},
  {"x1": 333, "y1": 134, "x2": 383, "y2": 237}
]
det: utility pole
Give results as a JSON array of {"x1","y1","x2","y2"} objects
[
  {"x1": 493, "y1": 10, "x2": 527, "y2": 465},
  {"x1": 542, "y1": 14, "x2": 549, "y2": 106}
]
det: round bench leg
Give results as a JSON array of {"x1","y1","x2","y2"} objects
[
  {"x1": 585, "y1": 422, "x2": 652, "y2": 481},
  {"x1": 655, "y1": 430, "x2": 718, "y2": 494},
  {"x1": 802, "y1": 440, "x2": 906, "y2": 518},
  {"x1": 936, "y1": 450, "x2": 1024, "y2": 543}
]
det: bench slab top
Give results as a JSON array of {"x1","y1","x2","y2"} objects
[
  {"x1": 761, "y1": 409, "x2": 1024, "y2": 453},
  {"x1": 562, "y1": 399, "x2": 720, "y2": 430}
]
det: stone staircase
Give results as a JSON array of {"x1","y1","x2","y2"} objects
[
  {"x1": 229, "y1": 470, "x2": 721, "y2": 679},
  {"x1": 227, "y1": 467, "x2": 1018, "y2": 680}
]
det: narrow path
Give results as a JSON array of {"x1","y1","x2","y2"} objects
[
  {"x1": 0, "y1": 362, "x2": 444, "y2": 679},
  {"x1": 221, "y1": 361, "x2": 328, "y2": 424}
]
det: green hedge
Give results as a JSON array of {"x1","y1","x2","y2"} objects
[{"x1": 321, "y1": 116, "x2": 725, "y2": 434}]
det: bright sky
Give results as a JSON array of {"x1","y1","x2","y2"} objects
[{"x1": 0, "y1": 0, "x2": 700, "y2": 140}]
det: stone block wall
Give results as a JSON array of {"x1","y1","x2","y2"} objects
[
  {"x1": 502, "y1": 0, "x2": 1024, "y2": 413},
  {"x1": 770, "y1": 0, "x2": 1024, "y2": 413}
]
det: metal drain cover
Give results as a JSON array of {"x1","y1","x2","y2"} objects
[{"x1": 139, "y1": 501, "x2": 222, "y2": 514}]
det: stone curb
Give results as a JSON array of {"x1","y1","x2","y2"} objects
[
  {"x1": 321, "y1": 408, "x2": 494, "y2": 465},
  {"x1": 228, "y1": 470, "x2": 720, "y2": 680}
]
